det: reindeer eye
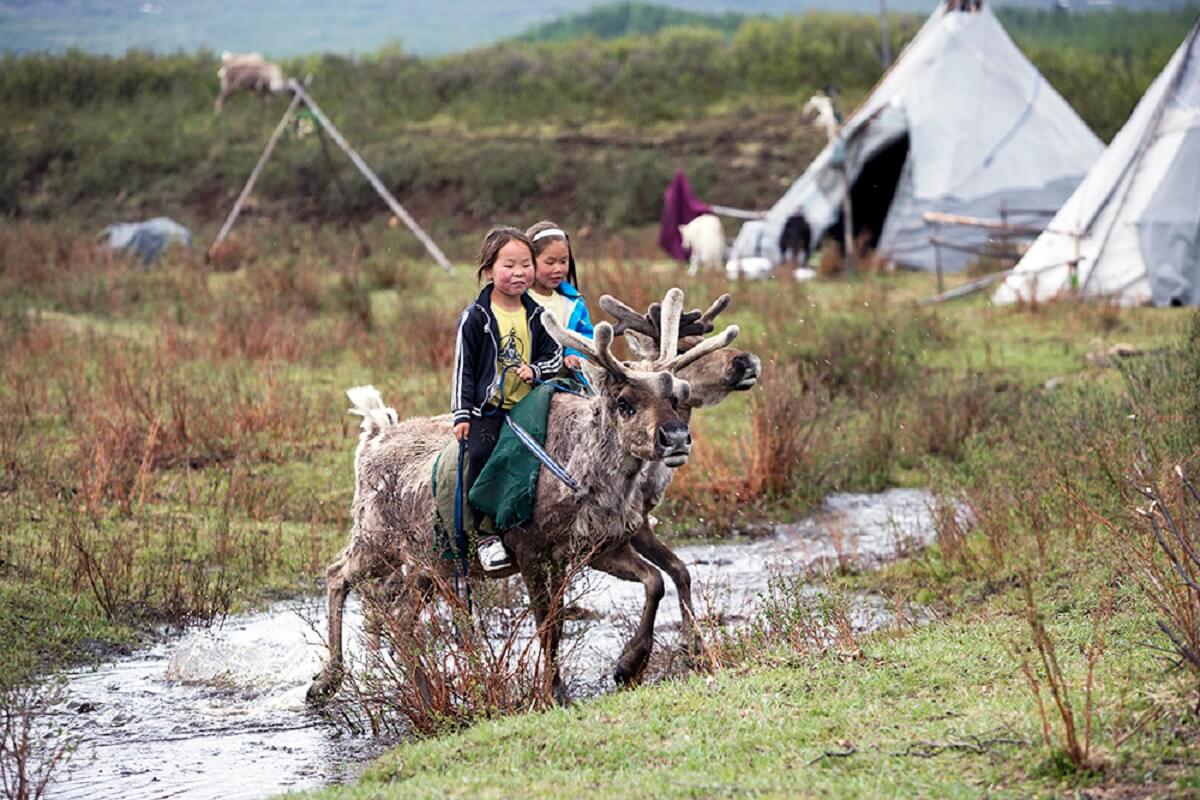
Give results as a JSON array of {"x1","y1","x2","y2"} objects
[{"x1": 616, "y1": 397, "x2": 635, "y2": 418}]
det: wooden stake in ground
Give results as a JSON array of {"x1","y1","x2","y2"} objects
[
  {"x1": 289, "y1": 80, "x2": 453, "y2": 274},
  {"x1": 208, "y1": 90, "x2": 302, "y2": 261}
]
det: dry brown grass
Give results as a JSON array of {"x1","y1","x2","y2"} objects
[
  {"x1": 668, "y1": 361, "x2": 829, "y2": 529},
  {"x1": 1015, "y1": 579, "x2": 1111, "y2": 772}
]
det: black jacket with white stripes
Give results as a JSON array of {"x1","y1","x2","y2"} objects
[{"x1": 451, "y1": 283, "x2": 563, "y2": 425}]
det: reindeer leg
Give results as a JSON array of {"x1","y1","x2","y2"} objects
[
  {"x1": 307, "y1": 544, "x2": 382, "y2": 706},
  {"x1": 307, "y1": 549, "x2": 351, "y2": 705},
  {"x1": 518, "y1": 556, "x2": 570, "y2": 705},
  {"x1": 385, "y1": 572, "x2": 437, "y2": 712},
  {"x1": 590, "y1": 543, "x2": 665, "y2": 686},
  {"x1": 630, "y1": 518, "x2": 705, "y2": 670}
]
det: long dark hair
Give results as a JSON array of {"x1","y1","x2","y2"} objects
[
  {"x1": 476, "y1": 226, "x2": 535, "y2": 283},
  {"x1": 525, "y1": 220, "x2": 578, "y2": 289}
]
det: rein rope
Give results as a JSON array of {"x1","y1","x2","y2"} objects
[{"x1": 451, "y1": 437, "x2": 473, "y2": 613}]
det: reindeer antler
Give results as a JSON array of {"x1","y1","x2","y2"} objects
[
  {"x1": 599, "y1": 296, "x2": 712, "y2": 340},
  {"x1": 661, "y1": 323, "x2": 739, "y2": 372},
  {"x1": 600, "y1": 290, "x2": 737, "y2": 369},
  {"x1": 696, "y1": 293, "x2": 731, "y2": 329},
  {"x1": 542, "y1": 311, "x2": 691, "y2": 401}
]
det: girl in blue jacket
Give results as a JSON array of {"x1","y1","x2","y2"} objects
[{"x1": 525, "y1": 220, "x2": 594, "y2": 371}]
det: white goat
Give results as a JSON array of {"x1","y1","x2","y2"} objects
[{"x1": 679, "y1": 214, "x2": 725, "y2": 276}]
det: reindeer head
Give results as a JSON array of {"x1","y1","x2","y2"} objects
[
  {"x1": 544, "y1": 290, "x2": 726, "y2": 468},
  {"x1": 601, "y1": 292, "x2": 762, "y2": 410}
]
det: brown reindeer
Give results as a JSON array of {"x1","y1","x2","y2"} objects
[
  {"x1": 348, "y1": 293, "x2": 760, "y2": 682},
  {"x1": 600, "y1": 293, "x2": 761, "y2": 662},
  {"x1": 307, "y1": 289, "x2": 738, "y2": 706}
]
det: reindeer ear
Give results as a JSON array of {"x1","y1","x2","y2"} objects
[{"x1": 624, "y1": 330, "x2": 656, "y2": 360}]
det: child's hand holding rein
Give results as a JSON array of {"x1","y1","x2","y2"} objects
[
  {"x1": 454, "y1": 421, "x2": 470, "y2": 441},
  {"x1": 516, "y1": 365, "x2": 535, "y2": 384},
  {"x1": 564, "y1": 355, "x2": 584, "y2": 371}
]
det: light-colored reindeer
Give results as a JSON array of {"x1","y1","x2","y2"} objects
[
  {"x1": 307, "y1": 289, "x2": 738, "y2": 706},
  {"x1": 214, "y1": 52, "x2": 287, "y2": 114}
]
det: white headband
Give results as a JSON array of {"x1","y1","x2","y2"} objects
[{"x1": 532, "y1": 228, "x2": 567, "y2": 242}]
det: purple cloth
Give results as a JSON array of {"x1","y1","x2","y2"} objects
[{"x1": 658, "y1": 171, "x2": 712, "y2": 261}]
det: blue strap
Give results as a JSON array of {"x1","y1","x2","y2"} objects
[
  {"x1": 504, "y1": 416, "x2": 583, "y2": 495},
  {"x1": 452, "y1": 437, "x2": 472, "y2": 613},
  {"x1": 570, "y1": 368, "x2": 593, "y2": 393},
  {"x1": 533, "y1": 376, "x2": 590, "y2": 399}
]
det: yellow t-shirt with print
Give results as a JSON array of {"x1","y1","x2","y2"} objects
[
  {"x1": 528, "y1": 287, "x2": 571, "y2": 328},
  {"x1": 490, "y1": 301, "x2": 532, "y2": 409}
]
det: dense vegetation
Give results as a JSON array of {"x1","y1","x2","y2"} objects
[
  {"x1": 0, "y1": 5, "x2": 1194, "y2": 231},
  {"x1": 3, "y1": 6, "x2": 1200, "y2": 795},
  {"x1": 4, "y1": 218, "x2": 1197, "y2": 795}
]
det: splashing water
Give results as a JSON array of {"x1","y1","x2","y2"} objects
[{"x1": 46, "y1": 488, "x2": 951, "y2": 799}]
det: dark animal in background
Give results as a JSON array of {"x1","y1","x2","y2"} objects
[{"x1": 779, "y1": 214, "x2": 812, "y2": 265}]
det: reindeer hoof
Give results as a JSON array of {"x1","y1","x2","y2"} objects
[
  {"x1": 305, "y1": 668, "x2": 343, "y2": 707},
  {"x1": 681, "y1": 636, "x2": 708, "y2": 672}
]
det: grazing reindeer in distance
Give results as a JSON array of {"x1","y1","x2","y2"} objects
[{"x1": 214, "y1": 52, "x2": 288, "y2": 114}]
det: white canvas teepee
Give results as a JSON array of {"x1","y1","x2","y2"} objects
[
  {"x1": 729, "y1": 1, "x2": 1103, "y2": 273},
  {"x1": 994, "y1": 18, "x2": 1200, "y2": 307}
]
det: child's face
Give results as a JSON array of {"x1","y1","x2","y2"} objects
[
  {"x1": 533, "y1": 240, "x2": 570, "y2": 292},
  {"x1": 488, "y1": 239, "x2": 533, "y2": 297}
]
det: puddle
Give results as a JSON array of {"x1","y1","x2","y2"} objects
[{"x1": 45, "y1": 488, "x2": 950, "y2": 799}]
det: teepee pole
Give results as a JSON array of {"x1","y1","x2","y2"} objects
[
  {"x1": 841, "y1": 169, "x2": 856, "y2": 274},
  {"x1": 208, "y1": 90, "x2": 302, "y2": 261},
  {"x1": 289, "y1": 80, "x2": 454, "y2": 274}
]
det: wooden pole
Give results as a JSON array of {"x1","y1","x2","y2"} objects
[
  {"x1": 841, "y1": 165, "x2": 856, "y2": 273},
  {"x1": 208, "y1": 90, "x2": 302, "y2": 261},
  {"x1": 707, "y1": 204, "x2": 766, "y2": 220},
  {"x1": 289, "y1": 80, "x2": 454, "y2": 274},
  {"x1": 920, "y1": 268, "x2": 1012, "y2": 306},
  {"x1": 933, "y1": 221, "x2": 944, "y2": 294}
]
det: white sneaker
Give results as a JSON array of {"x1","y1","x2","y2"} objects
[{"x1": 477, "y1": 536, "x2": 512, "y2": 572}]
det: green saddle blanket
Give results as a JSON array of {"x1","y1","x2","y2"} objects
[{"x1": 432, "y1": 381, "x2": 574, "y2": 560}]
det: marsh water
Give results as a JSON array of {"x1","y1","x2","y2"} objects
[{"x1": 47, "y1": 488, "x2": 947, "y2": 799}]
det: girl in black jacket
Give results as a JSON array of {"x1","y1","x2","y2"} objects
[{"x1": 451, "y1": 226, "x2": 562, "y2": 571}]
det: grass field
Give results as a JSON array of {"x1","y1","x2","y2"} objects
[{"x1": 1, "y1": 219, "x2": 1198, "y2": 796}]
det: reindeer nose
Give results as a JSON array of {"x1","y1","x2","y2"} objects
[
  {"x1": 731, "y1": 353, "x2": 761, "y2": 388},
  {"x1": 657, "y1": 420, "x2": 692, "y2": 455}
]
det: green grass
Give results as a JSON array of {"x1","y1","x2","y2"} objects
[
  {"x1": 3, "y1": 221, "x2": 1198, "y2": 796},
  {"x1": 293, "y1": 598, "x2": 1191, "y2": 799}
]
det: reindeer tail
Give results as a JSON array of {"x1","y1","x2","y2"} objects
[{"x1": 346, "y1": 385, "x2": 399, "y2": 435}]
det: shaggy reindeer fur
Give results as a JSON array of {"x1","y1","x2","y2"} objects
[{"x1": 307, "y1": 289, "x2": 737, "y2": 706}]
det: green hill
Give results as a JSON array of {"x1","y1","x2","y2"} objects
[
  {"x1": 2, "y1": 0, "x2": 1191, "y2": 57},
  {"x1": 0, "y1": 5, "x2": 1195, "y2": 228}
]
